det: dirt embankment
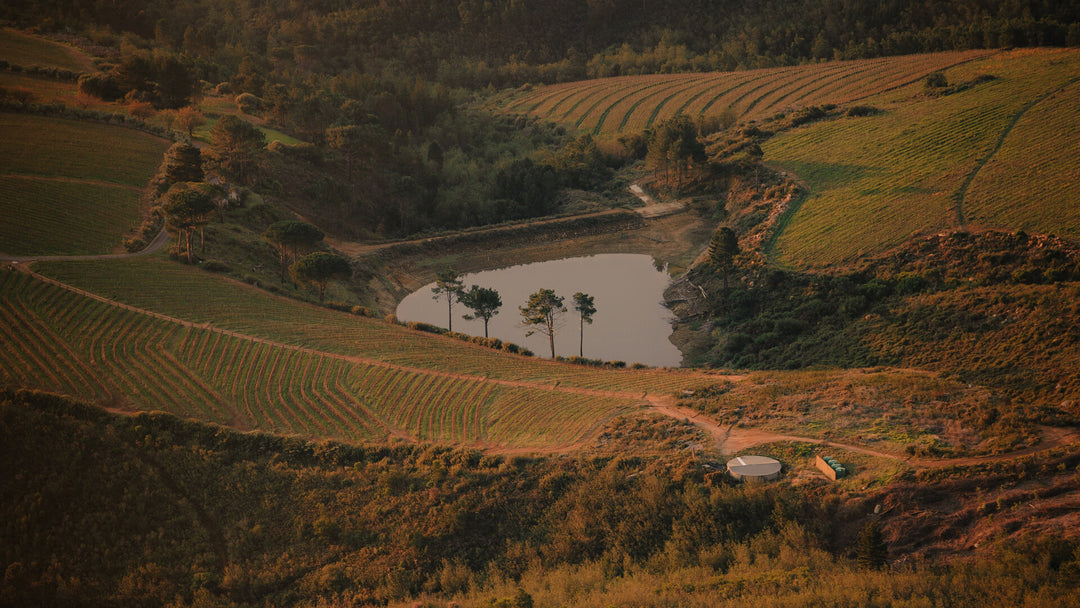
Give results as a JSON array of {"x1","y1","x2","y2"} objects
[{"x1": 340, "y1": 207, "x2": 715, "y2": 313}]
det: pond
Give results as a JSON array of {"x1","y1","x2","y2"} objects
[{"x1": 395, "y1": 254, "x2": 683, "y2": 367}]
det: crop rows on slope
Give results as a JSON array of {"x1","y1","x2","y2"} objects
[
  {"x1": 174, "y1": 329, "x2": 387, "y2": 442},
  {"x1": 961, "y1": 78, "x2": 1080, "y2": 239},
  {"x1": 0, "y1": 176, "x2": 140, "y2": 256},
  {"x1": 0, "y1": 113, "x2": 168, "y2": 186},
  {"x1": 492, "y1": 50, "x2": 995, "y2": 138},
  {"x1": 764, "y1": 48, "x2": 1080, "y2": 267},
  {"x1": 3, "y1": 268, "x2": 688, "y2": 451},
  {"x1": 481, "y1": 387, "x2": 636, "y2": 447},
  {"x1": 0, "y1": 272, "x2": 107, "y2": 400},
  {"x1": 0, "y1": 28, "x2": 89, "y2": 71},
  {"x1": 1, "y1": 270, "x2": 218, "y2": 420}
]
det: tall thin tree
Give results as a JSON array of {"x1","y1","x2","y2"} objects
[
  {"x1": 431, "y1": 269, "x2": 464, "y2": 331},
  {"x1": 572, "y1": 292, "x2": 596, "y2": 357}
]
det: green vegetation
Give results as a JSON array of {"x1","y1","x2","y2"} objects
[
  {"x1": 27, "y1": 255, "x2": 711, "y2": 394},
  {"x1": 0, "y1": 269, "x2": 662, "y2": 448},
  {"x1": 4, "y1": 390, "x2": 1080, "y2": 607},
  {"x1": 0, "y1": 112, "x2": 168, "y2": 185},
  {"x1": 0, "y1": 112, "x2": 169, "y2": 255},
  {"x1": 683, "y1": 230, "x2": 1080, "y2": 439},
  {"x1": 0, "y1": 27, "x2": 88, "y2": 71},
  {"x1": 0, "y1": 177, "x2": 140, "y2": 255},
  {"x1": 2, "y1": 4, "x2": 1080, "y2": 606},
  {"x1": 763, "y1": 48, "x2": 1080, "y2": 266}
]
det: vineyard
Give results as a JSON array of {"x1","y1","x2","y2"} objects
[
  {"x1": 33, "y1": 257, "x2": 722, "y2": 394},
  {"x1": 489, "y1": 50, "x2": 995, "y2": 138},
  {"x1": 763, "y1": 48, "x2": 1080, "y2": 267},
  {"x1": 1, "y1": 267, "x2": 718, "y2": 448},
  {"x1": 0, "y1": 113, "x2": 169, "y2": 256}
]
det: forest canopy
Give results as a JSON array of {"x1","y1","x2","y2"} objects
[{"x1": 5, "y1": 0, "x2": 1080, "y2": 89}]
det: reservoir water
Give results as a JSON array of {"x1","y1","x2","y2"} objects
[{"x1": 395, "y1": 254, "x2": 682, "y2": 367}]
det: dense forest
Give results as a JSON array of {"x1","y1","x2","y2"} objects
[{"x1": 5, "y1": 0, "x2": 1080, "y2": 88}]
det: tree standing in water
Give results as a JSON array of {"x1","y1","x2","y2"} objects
[
  {"x1": 572, "y1": 292, "x2": 596, "y2": 357},
  {"x1": 431, "y1": 269, "x2": 464, "y2": 331},
  {"x1": 520, "y1": 288, "x2": 566, "y2": 358}
]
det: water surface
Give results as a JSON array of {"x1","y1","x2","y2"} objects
[{"x1": 396, "y1": 254, "x2": 682, "y2": 367}]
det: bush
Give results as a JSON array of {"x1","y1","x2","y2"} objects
[
  {"x1": 350, "y1": 305, "x2": 375, "y2": 317},
  {"x1": 78, "y1": 72, "x2": 122, "y2": 101},
  {"x1": 235, "y1": 92, "x2": 264, "y2": 114},
  {"x1": 200, "y1": 260, "x2": 231, "y2": 273},
  {"x1": 924, "y1": 71, "x2": 948, "y2": 89},
  {"x1": 846, "y1": 105, "x2": 881, "y2": 117},
  {"x1": 268, "y1": 140, "x2": 323, "y2": 163},
  {"x1": 406, "y1": 321, "x2": 446, "y2": 334}
]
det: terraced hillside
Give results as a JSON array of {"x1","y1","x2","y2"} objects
[
  {"x1": 490, "y1": 50, "x2": 995, "y2": 138},
  {"x1": 0, "y1": 113, "x2": 169, "y2": 255},
  {"x1": 1, "y1": 264, "x2": 720, "y2": 449},
  {"x1": 764, "y1": 48, "x2": 1080, "y2": 267}
]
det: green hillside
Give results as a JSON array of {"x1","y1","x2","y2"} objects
[
  {"x1": 763, "y1": 48, "x2": 1080, "y2": 267},
  {"x1": 0, "y1": 27, "x2": 90, "y2": 71},
  {"x1": 0, "y1": 113, "x2": 169, "y2": 255}
]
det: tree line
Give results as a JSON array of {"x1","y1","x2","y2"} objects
[
  {"x1": 432, "y1": 269, "x2": 597, "y2": 358},
  {"x1": 7, "y1": 0, "x2": 1080, "y2": 90}
]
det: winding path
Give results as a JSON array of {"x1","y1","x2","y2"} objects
[
  {"x1": 0, "y1": 226, "x2": 170, "y2": 262},
  {"x1": 952, "y1": 75, "x2": 1080, "y2": 228}
]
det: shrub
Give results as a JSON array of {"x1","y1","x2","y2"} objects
[
  {"x1": 350, "y1": 305, "x2": 375, "y2": 317},
  {"x1": 846, "y1": 105, "x2": 881, "y2": 117},
  {"x1": 235, "y1": 93, "x2": 263, "y2": 114},
  {"x1": 268, "y1": 140, "x2": 322, "y2": 163},
  {"x1": 406, "y1": 321, "x2": 446, "y2": 334},
  {"x1": 200, "y1": 260, "x2": 231, "y2": 273},
  {"x1": 924, "y1": 71, "x2": 948, "y2": 89}
]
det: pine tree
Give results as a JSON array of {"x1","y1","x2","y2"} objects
[{"x1": 857, "y1": 521, "x2": 888, "y2": 570}]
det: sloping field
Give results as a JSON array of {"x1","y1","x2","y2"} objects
[
  {"x1": 0, "y1": 177, "x2": 141, "y2": 255},
  {"x1": 962, "y1": 70, "x2": 1080, "y2": 236},
  {"x1": 0, "y1": 268, "x2": 670, "y2": 448},
  {"x1": 0, "y1": 113, "x2": 168, "y2": 255},
  {"x1": 33, "y1": 257, "x2": 717, "y2": 394},
  {"x1": 0, "y1": 28, "x2": 92, "y2": 71},
  {"x1": 763, "y1": 48, "x2": 1080, "y2": 267},
  {"x1": 489, "y1": 50, "x2": 995, "y2": 138}
]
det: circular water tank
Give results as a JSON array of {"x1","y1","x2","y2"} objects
[{"x1": 726, "y1": 455, "x2": 782, "y2": 482}]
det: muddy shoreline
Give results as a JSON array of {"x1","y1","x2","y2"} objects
[{"x1": 358, "y1": 209, "x2": 715, "y2": 364}]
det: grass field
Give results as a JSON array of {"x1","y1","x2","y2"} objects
[
  {"x1": 763, "y1": 48, "x2": 1080, "y2": 267},
  {"x1": 0, "y1": 28, "x2": 92, "y2": 71},
  {"x1": 0, "y1": 267, "x2": 689, "y2": 448},
  {"x1": 0, "y1": 177, "x2": 142, "y2": 255},
  {"x1": 490, "y1": 50, "x2": 995, "y2": 139},
  {"x1": 0, "y1": 113, "x2": 168, "y2": 185},
  {"x1": 0, "y1": 112, "x2": 169, "y2": 255}
]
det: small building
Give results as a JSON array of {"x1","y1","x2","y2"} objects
[
  {"x1": 726, "y1": 455, "x2": 782, "y2": 482},
  {"x1": 815, "y1": 455, "x2": 848, "y2": 480}
]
